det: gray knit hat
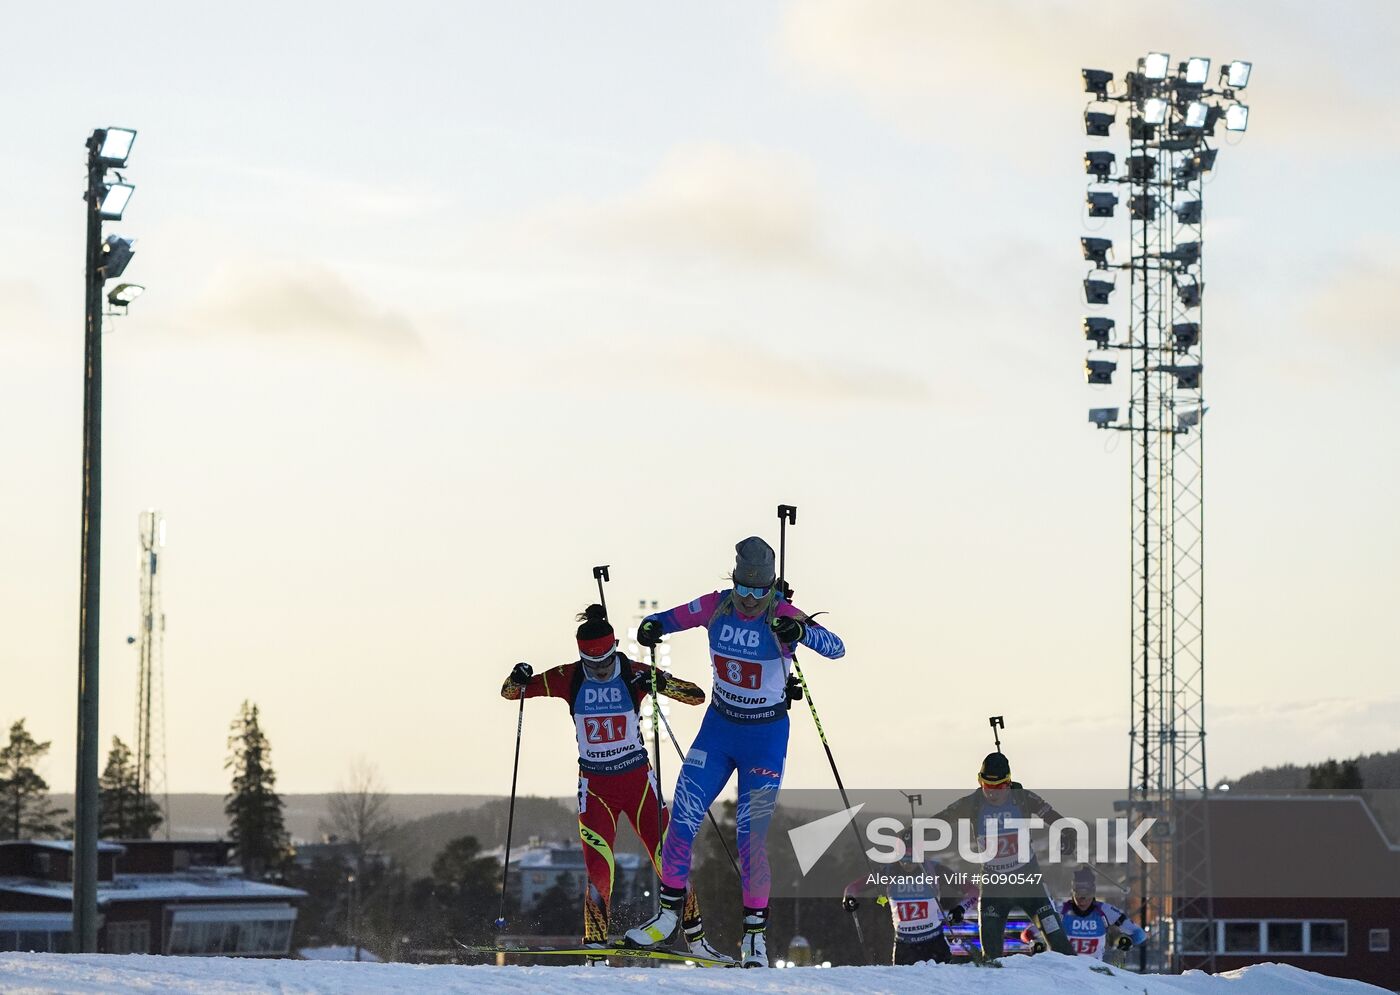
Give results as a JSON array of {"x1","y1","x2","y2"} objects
[{"x1": 733, "y1": 536, "x2": 776, "y2": 587}]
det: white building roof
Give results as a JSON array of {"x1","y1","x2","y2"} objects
[{"x1": 0, "y1": 873, "x2": 305, "y2": 906}]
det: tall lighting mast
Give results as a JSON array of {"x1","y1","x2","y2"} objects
[
  {"x1": 75, "y1": 125, "x2": 141, "y2": 951},
  {"x1": 1080, "y1": 56, "x2": 1253, "y2": 974}
]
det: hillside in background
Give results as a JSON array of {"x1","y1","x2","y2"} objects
[
  {"x1": 1220, "y1": 748, "x2": 1400, "y2": 790},
  {"x1": 50, "y1": 793, "x2": 495, "y2": 843}
]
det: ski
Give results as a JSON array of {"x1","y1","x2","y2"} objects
[{"x1": 454, "y1": 939, "x2": 737, "y2": 968}]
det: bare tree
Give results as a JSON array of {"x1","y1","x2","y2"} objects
[{"x1": 321, "y1": 759, "x2": 395, "y2": 960}]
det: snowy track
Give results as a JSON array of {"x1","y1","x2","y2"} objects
[{"x1": 0, "y1": 953, "x2": 1388, "y2": 995}]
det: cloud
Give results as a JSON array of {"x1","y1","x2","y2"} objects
[
  {"x1": 541, "y1": 326, "x2": 931, "y2": 405},
  {"x1": 179, "y1": 263, "x2": 426, "y2": 354},
  {"x1": 516, "y1": 145, "x2": 826, "y2": 268}
]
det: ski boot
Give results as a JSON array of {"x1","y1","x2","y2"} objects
[
  {"x1": 683, "y1": 919, "x2": 735, "y2": 966},
  {"x1": 583, "y1": 940, "x2": 609, "y2": 966},
  {"x1": 740, "y1": 906, "x2": 769, "y2": 968},
  {"x1": 623, "y1": 885, "x2": 684, "y2": 948}
]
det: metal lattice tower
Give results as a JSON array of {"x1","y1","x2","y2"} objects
[
  {"x1": 134, "y1": 510, "x2": 170, "y2": 838},
  {"x1": 1081, "y1": 54, "x2": 1252, "y2": 973}
]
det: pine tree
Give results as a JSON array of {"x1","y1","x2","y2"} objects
[
  {"x1": 1308, "y1": 758, "x2": 1364, "y2": 790},
  {"x1": 224, "y1": 701, "x2": 289, "y2": 877},
  {"x1": 98, "y1": 737, "x2": 163, "y2": 839},
  {"x1": 0, "y1": 720, "x2": 66, "y2": 840}
]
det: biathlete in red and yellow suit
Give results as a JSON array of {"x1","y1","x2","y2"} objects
[{"x1": 499, "y1": 604, "x2": 732, "y2": 965}]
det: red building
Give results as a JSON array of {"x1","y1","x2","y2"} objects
[
  {"x1": 1174, "y1": 794, "x2": 1400, "y2": 989},
  {"x1": 0, "y1": 839, "x2": 305, "y2": 956}
]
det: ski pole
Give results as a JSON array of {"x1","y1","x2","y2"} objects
[
  {"x1": 648, "y1": 645, "x2": 665, "y2": 893},
  {"x1": 494, "y1": 683, "x2": 527, "y2": 930},
  {"x1": 776, "y1": 503, "x2": 873, "y2": 963}
]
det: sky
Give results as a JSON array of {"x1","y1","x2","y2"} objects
[{"x1": 0, "y1": 1, "x2": 1396, "y2": 800}]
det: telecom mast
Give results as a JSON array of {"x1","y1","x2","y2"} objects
[{"x1": 134, "y1": 510, "x2": 170, "y2": 838}]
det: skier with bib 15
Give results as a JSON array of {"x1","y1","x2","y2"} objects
[
  {"x1": 501, "y1": 604, "x2": 731, "y2": 965},
  {"x1": 623, "y1": 537, "x2": 846, "y2": 968}
]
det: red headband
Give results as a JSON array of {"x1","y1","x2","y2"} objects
[{"x1": 578, "y1": 634, "x2": 616, "y2": 660}]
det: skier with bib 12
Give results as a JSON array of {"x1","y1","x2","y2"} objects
[
  {"x1": 500, "y1": 604, "x2": 731, "y2": 965},
  {"x1": 623, "y1": 537, "x2": 846, "y2": 968}
]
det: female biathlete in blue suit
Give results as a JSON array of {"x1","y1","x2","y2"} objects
[{"x1": 624, "y1": 536, "x2": 845, "y2": 968}]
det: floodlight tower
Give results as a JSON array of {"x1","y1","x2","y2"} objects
[
  {"x1": 75, "y1": 125, "x2": 140, "y2": 952},
  {"x1": 1080, "y1": 56, "x2": 1252, "y2": 974},
  {"x1": 134, "y1": 510, "x2": 170, "y2": 838}
]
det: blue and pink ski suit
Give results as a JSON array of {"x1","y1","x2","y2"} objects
[{"x1": 645, "y1": 590, "x2": 845, "y2": 908}]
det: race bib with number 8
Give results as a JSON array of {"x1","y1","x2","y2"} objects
[{"x1": 716, "y1": 657, "x2": 762, "y2": 689}]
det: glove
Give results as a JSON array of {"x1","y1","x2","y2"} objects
[
  {"x1": 508, "y1": 662, "x2": 533, "y2": 687},
  {"x1": 840, "y1": 895, "x2": 859, "y2": 912},
  {"x1": 636, "y1": 619, "x2": 664, "y2": 647},
  {"x1": 785, "y1": 673, "x2": 804, "y2": 702},
  {"x1": 770, "y1": 615, "x2": 805, "y2": 644},
  {"x1": 628, "y1": 666, "x2": 667, "y2": 694},
  {"x1": 947, "y1": 905, "x2": 965, "y2": 926},
  {"x1": 1115, "y1": 934, "x2": 1134, "y2": 951}
]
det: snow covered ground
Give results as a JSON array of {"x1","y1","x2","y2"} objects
[{"x1": 0, "y1": 953, "x2": 1390, "y2": 995}]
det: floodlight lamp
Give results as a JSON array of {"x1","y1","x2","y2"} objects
[
  {"x1": 100, "y1": 235, "x2": 136, "y2": 279},
  {"x1": 1184, "y1": 101, "x2": 1210, "y2": 130},
  {"x1": 1084, "y1": 275, "x2": 1115, "y2": 305},
  {"x1": 98, "y1": 182, "x2": 135, "y2": 219},
  {"x1": 1129, "y1": 116, "x2": 1157, "y2": 141},
  {"x1": 1087, "y1": 190, "x2": 1118, "y2": 218},
  {"x1": 1177, "y1": 405, "x2": 1207, "y2": 430},
  {"x1": 1082, "y1": 69, "x2": 1114, "y2": 96},
  {"x1": 1184, "y1": 58, "x2": 1211, "y2": 86},
  {"x1": 1084, "y1": 316, "x2": 1115, "y2": 346},
  {"x1": 1081, "y1": 237, "x2": 1112, "y2": 265},
  {"x1": 1142, "y1": 52, "x2": 1171, "y2": 80},
  {"x1": 97, "y1": 127, "x2": 137, "y2": 166},
  {"x1": 1177, "y1": 279, "x2": 1202, "y2": 308},
  {"x1": 1130, "y1": 194, "x2": 1158, "y2": 221},
  {"x1": 1167, "y1": 241, "x2": 1200, "y2": 266},
  {"x1": 1165, "y1": 364, "x2": 1202, "y2": 389},
  {"x1": 1225, "y1": 104, "x2": 1249, "y2": 132},
  {"x1": 1085, "y1": 110, "x2": 1114, "y2": 137},
  {"x1": 1085, "y1": 150, "x2": 1115, "y2": 179},
  {"x1": 1142, "y1": 97, "x2": 1168, "y2": 125},
  {"x1": 1175, "y1": 199, "x2": 1202, "y2": 224},
  {"x1": 1085, "y1": 359, "x2": 1116, "y2": 385},
  {"x1": 1195, "y1": 147, "x2": 1218, "y2": 171},
  {"x1": 1127, "y1": 154, "x2": 1156, "y2": 180},
  {"x1": 107, "y1": 283, "x2": 145, "y2": 308},
  {"x1": 1172, "y1": 321, "x2": 1200, "y2": 350},
  {"x1": 1089, "y1": 407, "x2": 1120, "y2": 426},
  {"x1": 1224, "y1": 61, "x2": 1252, "y2": 88}
]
